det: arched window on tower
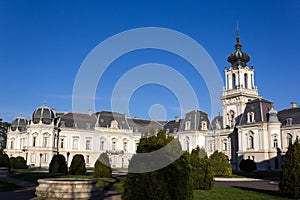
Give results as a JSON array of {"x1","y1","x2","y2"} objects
[
  {"x1": 232, "y1": 73, "x2": 236, "y2": 89},
  {"x1": 244, "y1": 73, "x2": 248, "y2": 89},
  {"x1": 247, "y1": 131, "x2": 254, "y2": 149},
  {"x1": 287, "y1": 133, "x2": 293, "y2": 147}
]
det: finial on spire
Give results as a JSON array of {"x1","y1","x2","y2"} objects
[
  {"x1": 236, "y1": 21, "x2": 240, "y2": 44},
  {"x1": 43, "y1": 101, "x2": 46, "y2": 106}
]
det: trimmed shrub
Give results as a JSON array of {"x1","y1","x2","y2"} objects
[
  {"x1": 9, "y1": 157, "x2": 16, "y2": 169},
  {"x1": 210, "y1": 151, "x2": 232, "y2": 177},
  {"x1": 69, "y1": 154, "x2": 86, "y2": 175},
  {"x1": 191, "y1": 147, "x2": 214, "y2": 190},
  {"x1": 122, "y1": 130, "x2": 193, "y2": 200},
  {"x1": 93, "y1": 153, "x2": 112, "y2": 178},
  {"x1": 239, "y1": 159, "x2": 257, "y2": 172},
  {"x1": 279, "y1": 138, "x2": 300, "y2": 199},
  {"x1": 0, "y1": 153, "x2": 10, "y2": 169},
  {"x1": 13, "y1": 156, "x2": 27, "y2": 169},
  {"x1": 49, "y1": 154, "x2": 68, "y2": 174}
]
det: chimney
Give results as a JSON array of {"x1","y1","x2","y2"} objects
[
  {"x1": 291, "y1": 102, "x2": 297, "y2": 109},
  {"x1": 88, "y1": 109, "x2": 93, "y2": 116},
  {"x1": 175, "y1": 116, "x2": 180, "y2": 122}
]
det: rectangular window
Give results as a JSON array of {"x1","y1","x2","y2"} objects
[
  {"x1": 33, "y1": 136, "x2": 37, "y2": 147},
  {"x1": 86, "y1": 139, "x2": 91, "y2": 150},
  {"x1": 43, "y1": 137, "x2": 49, "y2": 147},
  {"x1": 86, "y1": 155, "x2": 90, "y2": 163},
  {"x1": 31, "y1": 153, "x2": 36, "y2": 163},
  {"x1": 223, "y1": 142, "x2": 227, "y2": 151},
  {"x1": 112, "y1": 141, "x2": 116, "y2": 151},
  {"x1": 10, "y1": 140, "x2": 14, "y2": 149},
  {"x1": 72, "y1": 138, "x2": 78, "y2": 150},
  {"x1": 60, "y1": 138, "x2": 64, "y2": 149},
  {"x1": 100, "y1": 141, "x2": 104, "y2": 151},
  {"x1": 123, "y1": 142, "x2": 127, "y2": 152}
]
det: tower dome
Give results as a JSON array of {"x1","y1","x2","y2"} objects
[
  {"x1": 32, "y1": 104, "x2": 56, "y2": 124},
  {"x1": 11, "y1": 116, "x2": 27, "y2": 132},
  {"x1": 227, "y1": 25, "x2": 250, "y2": 68}
]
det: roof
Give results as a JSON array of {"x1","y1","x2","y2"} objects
[{"x1": 278, "y1": 107, "x2": 300, "y2": 126}]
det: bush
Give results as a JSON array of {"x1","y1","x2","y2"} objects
[
  {"x1": 190, "y1": 147, "x2": 214, "y2": 190},
  {"x1": 239, "y1": 159, "x2": 257, "y2": 172},
  {"x1": 13, "y1": 156, "x2": 27, "y2": 169},
  {"x1": 49, "y1": 154, "x2": 68, "y2": 174},
  {"x1": 0, "y1": 153, "x2": 10, "y2": 169},
  {"x1": 9, "y1": 157, "x2": 16, "y2": 169},
  {"x1": 93, "y1": 153, "x2": 112, "y2": 178},
  {"x1": 210, "y1": 151, "x2": 232, "y2": 177},
  {"x1": 279, "y1": 138, "x2": 300, "y2": 198},
  {"x1": 122, "y1": 130, "x2": 193, "y2": 200},
  {"x1": 69, "y1": 154, "x2": 86, "y2": 175}
]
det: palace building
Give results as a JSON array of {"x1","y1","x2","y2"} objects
[{"x1": 5, "y1": 31, "x2": 300, "y2": 171}]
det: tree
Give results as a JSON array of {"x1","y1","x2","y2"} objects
[
  {"x1": 0, "y1": 119, "x2": 10, "y2": 153},
  {"x1": 210, "y1": 151, "x2": 232, "y2": 177},
  {"x1": 239, "y1": 159, "x2": 257, "y2": 172},
  {"x1": 0, "y1": 153, "x2": 10, "y2": 169},
  {"x1": 13, "y1": 156, "x2": 27, "y2": 169},
  {"x1": 69, "y1": 154, "x2": 86, "y2": 175},
  {"x1": 49, "y1": 154, "x2": 68, "y2": 174},
  {"x1": 279, "y1": 138, "x2": 300, "y2": 198},
  {"x1": 122, "y1": 130, "x2": 193, "y2": 200},
  {"x1": 190, "y1": 147, "x2": 214, "y2": 190},
  {"x1": 93, "y1": 153, "x2": 112, "y2": 178}
]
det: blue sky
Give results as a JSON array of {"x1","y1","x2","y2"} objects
[{"x1": 0, "y1": 0, "x2": 299, "y2": 122}]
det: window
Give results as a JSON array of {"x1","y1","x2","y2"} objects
[
  {"x1": 201, "y1": 121, "x2": 207, "y2": 130},
  {"x1": 42, "y1": 154, "x2": 48, "y2": 163},
  {"x1": 273, "y1": 139, "x2": 278, "y2": 148},
  {"x1": 227, "y1": 110, "x2": 235, "y2": 128},
  {"x1": 30, "y1": 153, "x2": 36, "y2": 163},
  {"x1": 10, "y1": 140, "x2": 14, "y2": 149},
  {"x1": 247, "y1": 112, "x2": 255, "y2": 123},
  {"x1": 100, "y1": 140, "x2": 104, "y2": 151},
  {"x1": 247, "y1": 132, "x2": 254, "y2": 149},
  {"x1": 33, "y1": 136, "x2": 37, "y2": 147},
  {"x1": 112, "y1": 141, "x2": 116, "y2": 151},
  {"x1": 285, "y1": 118, "x2": 293, "y2": 126},
  {"x1": 287, "y1": 133, "x2": 293, "y2": 146},
  {"x1": 123, "y1": 141, "x2": 128, "y2": 152},
  {"x1": 232, "y1": 73, "x2": 236, "y2": 89},
  {"x1": 223, "y1": 141, "x2": 227, "y2": 151},
  {"x1": 72, "y1": 138, "x2": 78, "y2": 149},
  {"x1": 173, "y1": 128, "x2": 177, "y2": 133},
  {"x1": 185, "y1": 121, "x2": 191, "y2": 130},
  {"x1": 185, "y1": 137, "x2": 189, "y2": 152},
  {"x1": 60, "y1": 138, "x2": 64, "y2": 149},
  {"x1": 86, "y1": 155, "x2": 90, "y2": 164},
  {"x1": 244, "y1": 73, "x2": 248, "y2": 89},
  {"x1": 43, "y1": 136, "x2": 49, "y2": 147},
  {"x1": 209, "y1": 143, "x2": 213, "y2": 152},
  {"x1": 86, "y1": 139, "x2": 91, "y2": 150}
]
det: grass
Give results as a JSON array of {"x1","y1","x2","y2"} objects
[
  {"x1": 194, "y1": 186, "x2": 288, "y2": 200},
  {"x1": 0, "y1": 180, "x2": 23, "y2": 192}
]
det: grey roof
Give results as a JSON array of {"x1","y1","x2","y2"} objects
[
  {"x1": 239, "y1": 98, "x2": 273, "y2": 125},
  {"x1": 278, "y1": 107, "x2": 300, "y2": 126},
  {"x1": 96, "y1": 111, "x2": 130, "y2": 129},
  {"x1": 163, "y1": 119, "x2": 182, "y2": 134},
  {"x1": 11, "y1": 116, "x2": 27, "y2": 132},
  {"x1": 32, "y1": 105, "x2": 56, "y2": 125},
  {"x1": 180, "y1": 110, "x2": 211, "y2": 131},
  {"x1": 60, "y1": 112, "x2": 97, "y2": 130}
]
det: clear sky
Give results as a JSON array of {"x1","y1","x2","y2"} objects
[{"x1": 0, "y1": 0, "x2": 299, "y2": 122}]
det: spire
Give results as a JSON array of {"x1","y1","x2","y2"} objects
[{"x1": 227, "y1": 23, "x2": 250, "y2": 68}]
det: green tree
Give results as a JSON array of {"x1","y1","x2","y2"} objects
[
  {"x1": 122, "y1": 130, "x2": 193, "y2": 200},
  {"x1": 93, "y1": 153, "x2": 112, "y2": 178},
  {"x1": 13, "y1": 156, "x2": 27, "y2": 169},
  {"x1": 190, "y1": 147, "x2": 214, "y2": 190},
  {"x1": 0, "y1": 153, "x2": 10, "y2": 169},
  {"x1": 69, "y1": 154, "x2": 86, "y2": 175},
  {"x1": 239, "y1": 159, "x2": 257, "y2": 172},
  {"x1": 279, "y1": 138, "x2": 300, "y2": 198},
  {"x1": 210, "y1": 151, "x2": 232, "y2": 177},
  {"x1": 49, "y1": 154, "x2": 68, "y2": 174},
  {"x1": 0, "y1": 119, "x2": 10, "y2": 153}
]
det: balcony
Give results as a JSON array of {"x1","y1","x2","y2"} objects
[{"x1": 106, "y1": 150, "x2": 124, "y2": 155}]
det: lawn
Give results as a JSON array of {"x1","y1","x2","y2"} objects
[{"x1": 194, "y1": 186, "x2": 287, "y2": 200}]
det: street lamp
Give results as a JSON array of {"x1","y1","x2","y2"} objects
[
  {"x1": 66, "y1": 152, "x2": 70, "y2": 166},
  {"x1": 56, "y1": 128, "x2": 61, "y2": 155}
]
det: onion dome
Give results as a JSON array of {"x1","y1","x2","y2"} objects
[
  {"x1": 227, "y1": 25, "x2": 250, "y2": 68},
  {"x1": 11, "y1": 116, "x2": 27, "y2": 132},
  {"x1": 32, "y1": 104, "x2": 56, "y2": 124}
]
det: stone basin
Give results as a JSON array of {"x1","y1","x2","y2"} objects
[{"x1": 35, "y1": 178, "x2": 101, "y2": 199}]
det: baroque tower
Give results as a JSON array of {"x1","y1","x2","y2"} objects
[{"x1": 220, "y1": 27, "x2": 260, "y2": 129}]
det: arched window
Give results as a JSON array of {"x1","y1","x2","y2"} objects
[
  {"x1": 244, "y1": 73, "x2": 248, "y2": 89},
  {"x1": 248, "y1": 132, "x2": 254, "y2": 149},
  {"x1": 232, "y1": 73, "x2": 236, "y2": 89},
  {"x1": 287, "y1": 133, "x2": 293, "y2": 146},
  {"x1": 227, "y1": 110, "x2": 235, "y2": 128},
  {"x1": 273, "y1": 139, "x2": 278, "y2": 148},
  {"x1": 185, "y1": 137, "x2": 190, "y2": 152},
  {"x1": 247, "y1": 112, "x2": 255, "y2": 123},
  {"x1": 185, "y1": 121, "x2": 191, "y2": 130}
]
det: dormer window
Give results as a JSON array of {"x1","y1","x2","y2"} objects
[
  {"x1": 247, "y1": 112, "x2": 255, "y2": 123},
  {"x1": 201, "y1": 121, "x2": 207, "y2": 130},
  {"x1": 185, "y1": 121, "x2": 191, "y2": 130},
  {"x1": 173, "y1": 128, "x2": 177, "y2": 133},
  {"x1": 285, "y1": 118, "x2": 293, "y2": 126}
]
